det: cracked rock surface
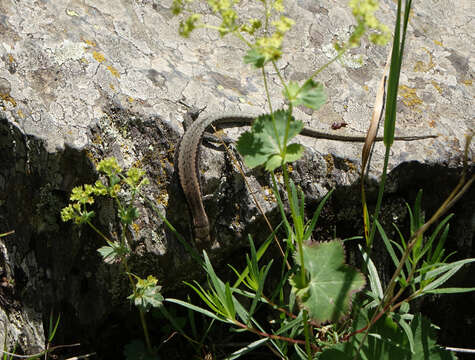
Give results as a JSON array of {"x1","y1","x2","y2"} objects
[{"x1": 0, "y1": 0, "x2": 473, "y2": 356}]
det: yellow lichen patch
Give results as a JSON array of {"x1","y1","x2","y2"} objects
[
  {"x1": 17, "y1": 109, "x2": 25, "y2": 118},
  {"x1": 83, "y1": 39, "x2": 97, "y2": 47},
  {"x1": 344, "y1": 159, "x2": 357, "y2": 173},
  {"x1": 85, "y1": 150, "x2": 98, "y2": 166},
  {"x1": 0, "y1": 94, "x2": 17, "y2": 108},
  {"x1": 132, "y1": 223, "x2": 140, "y2": 234},
  {"x1": 109, "y1": 84, "x2": 115, "y2": 90},
  {"x1": 65, "y1": 9, "x2": 80, "y2": 17},
  {"x1": 262, "y1": 185, "x2": 276, "y2": 202},
  {"x1": 93, "y1": 134, "x2": 103, "y2": 144},
  {"x1": 7, "y1": 54, "x2": 15, "y2": 63},
  {"x1": 231, "y1": 212, "x2": 241, "y2": 230},
  {"x1": 107, "y1": 65, "x2": 120, "y2": 78},
  {"x1": 127, "y1": 96, "x2": 134, "y2": 103},
  {"x1": 93, "y1": 51, "x2": 105, "y2": 63},
  {"x1": 324, "y1": 154, "x2": 334, "y2": 174},
  {"x1": 413, "y1": 48, "x2": 434, "y2": 72},
  {"x1": 399, "y1": 85, "x2": 423, "y2": 108},
  {"x1": 428, "y1": 119, "x2": 436, "y2": 128},
  {"x1": 80, "y1": 58, "x2": 89, "y2": 64},
  {"x1": 431, "y1": 81, "x2": 443, "y2": 94},
  {"x1": 363, "y1": 85, "x2": 369, "y2": 92},
  {"x1": 156, "y1": 191, "x2": 168, "y2": 207},
  {"x1": 462, "y1": 79, "x2": 472, "y2": 86},
  {"x1": 433, "y1": 40, "x2": 443, "y2": 46}
]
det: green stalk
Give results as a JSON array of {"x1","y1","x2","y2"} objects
[
  {"x1": 302, "y1": 310, "x2": 312, "y2": 358},
  {"x1": 123, "y1": 258, "x2": 152, "y2": 354},
  {"x1": 367, "y1": 145, "x2": 390, "y2": 248}
]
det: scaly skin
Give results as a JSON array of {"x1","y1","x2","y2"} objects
[{"x1": 175, "y1": 111, "x2": 436, "y2": 245}]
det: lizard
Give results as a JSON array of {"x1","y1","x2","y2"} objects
[{"x1": 175, "y1": 109, "x2": 437, "y2": 245}]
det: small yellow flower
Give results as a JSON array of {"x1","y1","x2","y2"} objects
[
  {"x1": 97, "y1": 158, "x2": 122, "y2": 177},
  {"x1": 348, "y1": 0, "x2": 390, "y2": 47},
  {"x1": 272, "y1": 16, "x2": 294, "y2": 33}
]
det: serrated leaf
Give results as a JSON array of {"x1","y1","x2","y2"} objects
[
  {"x1": 97, "y1": 241, "x2": 129, "y2": 261},
  {"x1": 410, "y1": 314, "x2": 456, "y2": 360},
  {"x1": 285, "y1": 80, "x2": 326, "y2": 110},
  {"x1": 292, "y1": 240, "x2": 365, "y2": 324},
  {"x1": 285, "y1": 143, "x2": 305, "y2": 162},
  {"x1": 320, "y1": 310, "x2": 457, "y2": 360},
  {"x1": 128, "y1": 275, "x2": 163, "y2": 312},
  {"x1": 243, "y1": 48, "x2": 266, "y2": 68},
  {"x1": 236, "y1": 110, "x2": 304, "y2": 171},
  {"x1": 97, "y1": 245, "x2": 116, "y2": 260}
]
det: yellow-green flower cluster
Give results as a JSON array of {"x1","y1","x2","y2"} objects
[
  {"x1": 173, "y1": 0, "x2": 295, "y2": 62},
  {"x1": 61, "y1": 158, "x2": 148, "y2": 225},
  {"x1": 255, "y1": 15, "x2": 294, "y2": 63},
  {"x1": 126, "y1": 167, "x2": 149, "y2": 189},
  {"x1": 97, "y1": 157, "x2": 122, "y2": 178},
  {"x1": 240, "y1": 18, "x2": 262, "y2": 36},
  {"x1": 349, "y1": 0, "x2": 390, "y2": 47}
]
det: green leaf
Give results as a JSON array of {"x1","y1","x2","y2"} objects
[
  {"x1": 97, "y1": 241, "x2": 129, "y2": 261},
  {"x1": 397, "y1": 316, "x2": 415, "y2": 354},
  {"x1": 291, "y1": 240, "x2": 366, "y2": 324},
  {"x1": 119, "y1": 206, "x2": 139, "y2": 225},
  {"x1": 226, "y1": 338, "x2": 268, "y2": 360},
  {"x1": 303, "y1": 188, "x2": 334, "y2": 241},
  {"x1": 423, "y1": 287, "x2": 475, "y2": 294},
  {"x1": 414, "y1": 258, "x2": 475, "y2": 293},
  {"x1": 286, "y1": 79, "x2": 327, "y2": 110},
  {"x1": 320, "y1": 311, "x2": 456, "y2": 359},
  {"x1": 236, "y1": 110, "x2": 304, "y2": 171},
  {"x1": 410, "y1": 314, "x2": 456, "y2": 360},
  {"x1": 359, "y1": 245, "x2": 383, "y2": 300},
  {"x1": 127, "y1": 275, "x2": 163, "y2": 312},
  {"x1": 232, "y1": 231, "x2": 276, "y2": 289},
  {"x1": 376, "y1": 220, "x2": 400, "y2": 269},
  {"x1": 165, "y1": 298, "x2": 227, "y2": 323},
  {"x1": 97, "y1": 245, "x2": 117, "y2": 260},
  {"x1": 243, "y1": 48, "x2": 266, "y2": 68},
  {"x1": 235, "y1": 132, "x2": 267, "y2": 168},
  {"x1": 282, "y1": 143, "x2": 304, "y2": 164}
]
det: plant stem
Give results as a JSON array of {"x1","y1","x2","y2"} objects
[
  {"x1": 123, "y1": 258, "x2": 153, "y2": 353},
  {"x1": 367, "y1": 144, "x2": 390, "y2": 249},
  {"x1": 302, "y1": 310, "x2": 313, "y2": 358}
]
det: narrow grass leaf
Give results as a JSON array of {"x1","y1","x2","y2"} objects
[
  {"x1": 232, "y1": 231, "x2": 276, "y2": 288},
  {"x1": 376, "y1": 220, "x2": 399, "y2": 269},
  {"x1": 165, "y1": 298, "x2": 227, "y2": 323},
  {"x1": 225, "y1": 338, "x2": 269, "y2": 360},
  {"x1": 424, "y1": 287, "x2": 475, "y2": 294},
  {"x1": 304, "y1": 188, "x2": 334, "y2": 241},
  {"x1": 184, "y1": 281, "x2": 220, "y2": 314},
  {"x1": 397, "y1": 317, "x2": 415, "y2": 354},
  {"x1": 359, "y1": 245, "x2": 383, "y2": 299},
  {"x1": 414, "y1": 259, "x2": 475, "y2": 284},
  {"x1": 275, "y1": 314, "x2": 304, "y2": 336}
]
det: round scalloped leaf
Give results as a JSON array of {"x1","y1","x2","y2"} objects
[{"x1": 293, "y1": 240, "x2": 366, "y2": 324}]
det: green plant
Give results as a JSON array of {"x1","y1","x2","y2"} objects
[
  {"x1": 61, "y1": 158, "x2": 162, "y2": 358},
  {"x1": 160, "y1": 0, "x2": 475, "y2": 358}
]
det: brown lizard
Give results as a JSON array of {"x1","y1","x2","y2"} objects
[{"x1": 175, "y1": 110, "x2": 436, "y2": 245}]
